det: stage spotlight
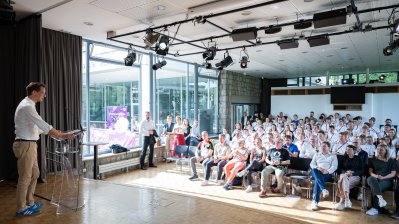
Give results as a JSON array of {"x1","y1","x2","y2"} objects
[
  {"x1": 124, "y1": 46, "x2": 136, "y2": 66},
  {"x1": 394, "y1": 20, "x2": 399, "y2": 36},
  {"x1": 155, "y1": 35, "x2": 169, "y2": 56},
  {"x1": 240, "y1": 56, "x2": 249, "y2": 69},
  {"x1": 143, "y1": 29, "x2": 160, "y2": 49},
  {"x1": 383, "y1": 39, "x2": 399, "y2": 56},
  {"x1": 203, "y1": 62, "x2": 212, "y2": 69},
  {"x1": 341, "y1": 78, "x2": 354, "y2": 85},
  {"x1": 202, "y1": 46, "x2": 217, "y2": 61},
  {"x1": 315, "y1": 78, "x2": 321, "y2": 83},
  {"x1": 152, "y1": 60, "x2": 167, "y2": 70},
  {"x1": 379, "y1": 75, "x2": 386, "y2": 81},
  {"x1": 215, "y1": 52, "x2": 233, "y2": 70}
]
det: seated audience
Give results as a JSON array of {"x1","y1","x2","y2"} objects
[
  {"x1": 310, "y1": 141, "x2": 338, "y2": 210},
  {"x1": 366, "y1": 144, "x2": 397, "y2": 216},
  {"x1": 336, "y1": 145, "x2": 364, "y2": 210},
  {"x1": 188, "y1": 131, "x2": 214, "y2": 180},
  {"x1": 259, "y1": 138, "x2": 290, "y2": 197}
]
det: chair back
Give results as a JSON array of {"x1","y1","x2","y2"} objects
[
  {"x1": 288, "y1": 157, "x2": 312, "y2": 172},
  {"x1": 175, "y1": 145, "x2": 189, "y2": 156},
  {"x1": 188, "y1": 146, "x2": 197, "y2": 157}
]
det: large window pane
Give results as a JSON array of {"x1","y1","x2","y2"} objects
[{"x1": 198, "y1": 69, "x2": 219, "y2": 135}]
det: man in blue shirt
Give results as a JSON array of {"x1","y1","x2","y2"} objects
[{"x1": 283, "y1": 136, "x2": 299, "y2": 157}]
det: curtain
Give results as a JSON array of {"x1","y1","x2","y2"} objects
[{"x1": 40, "y1": 28, "x2": 82, "y2": 181}]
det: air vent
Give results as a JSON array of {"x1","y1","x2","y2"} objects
[{"x1": 333, "y1": 105, "x2": 362, "y2": 111}]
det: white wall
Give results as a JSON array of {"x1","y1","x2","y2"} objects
[{"x1": 271, "y1": 93, "x2": 399, "y2": 125}]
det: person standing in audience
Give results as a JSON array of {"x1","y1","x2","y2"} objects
[
  {"x1": 172, "y1": 115, "x2": 186, "y2": 156},
  {"x1": 140, "y1": 111, "x2": 157, "y2": 169},
  {"x1": 336, "y1": 145, "x2": 364, "y2": 210},
  {"x1": 259, "y1": 138, "x2": 290, "y2": 197},
  {"x1": 190, "y1": 119, "x2": 202, "y2": 146},
  {"x1": 366, "y1": 144, "x2": 397, "y2": 216},
  {"x1": 241, "y1": 112, "x2": 250, "y2": 127},
  {"x1": 162, "y1": 115, "x2": 175, "y2": 157},
  {"x1": 237, "y1": 138, "x2": 266, "y2": 193},
  {"x1": 188, "y1": 131, "x2": 214, "y2": 180},
  {"x1": 332, "y1": 131, "x2": 349, "y2": 155},
  {"x1": 13, "y1": 82, "x2": 76, "y2": 216},
  {"x1": 183, "y1": 119, "x2": 192, "y2": 146},
  {"x1": 223, "y1": 139, "x2": 249, "y2": 190},
  {"x1": 310, "y1": 141, "x2": 338, "y2": 210},
  {"x1": 201, "y1": 134, "x2": 230, "y2": 186}
]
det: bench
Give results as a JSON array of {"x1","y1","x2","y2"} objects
[{"x1": 98, "y1": 154, "x2": 148, "y2": 179}]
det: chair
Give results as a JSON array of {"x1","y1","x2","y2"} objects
[
  {"x1": 284, "y1": 157, "x2": 312, "y2": 198},
  {"x1": 165, "y1": 145, "x2": 189, "y2": 172}
]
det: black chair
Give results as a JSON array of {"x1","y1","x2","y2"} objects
[
  {"x1": 284, "y1": 157, "x2": 312, "y2": 198},
  {"x1": 165, "y1": 145, "x2": 189, "y2": 172}
]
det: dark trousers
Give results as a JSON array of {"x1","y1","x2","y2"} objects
[
  {"x1": 245, "y1": 160, "x2": 263, "y2": 185},
  {"x1": 204, "y1": 158, "x2": 227, "y2": 181},
  {"x1": 140, "y1": 136, "x2": 154, "y2": 168},
  {"x1": 395, "y1": 177, "x2": 399, "y2": 212},
  {"x1": 311, "y1": 168, "x2": 332, "y2": 202},
  {"x1": 367, "y1": 176, "x2": 393, "y2": 209}
]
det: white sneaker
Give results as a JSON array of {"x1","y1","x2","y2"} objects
[
  {"x1": 322, "y1": 189, "x2": 329, "y2": 198},
  {"x1": 245, "y1": 185, "x2": 253, "y2": 193},
  {"x1": 366, "y1": 208, "x2": 379, "y2": 216},
  {"x1": 344, "y1": 199, "x2": 352, "y2": 208},
  {"x1": 311, "y1": 201, "x2": 318, "y2": 211},
  {"x1": 357, "y1": 192, "x2": 363, "y2": 201},
  {"x1": 236, "y1": 170, "x2": 248, "y2": 177},
  {"x1": 378, "y1": 198, "x2": 387, "y2": 207},
  {"x1": 201, "y1": 181, "x2": 209, "y2": 186},
  {"x1": 335, "y1": 203, "x2": 345, "y2": 211},
  {"x1": 217, "y1": 180, "x2": 224, "y2": 185}
]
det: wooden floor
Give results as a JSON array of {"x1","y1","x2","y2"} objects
[{"x1": 0, "y1": 163, "x2": 397, "y2": 224}]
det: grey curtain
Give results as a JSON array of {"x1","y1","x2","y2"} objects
[{"x1": 40, "y1": 28, "x2": 82, "y2": 181}]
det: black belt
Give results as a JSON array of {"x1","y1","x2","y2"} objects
[{"x1": 15, "y1": 139, "x2": 37, "y2": 142}]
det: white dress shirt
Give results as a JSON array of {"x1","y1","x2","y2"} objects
[
  {"x1": 140, "y1": 119, "x2": 155, "y2": 136},
  {"x1": 310, "y1": 152, "x2": 338, "y2": 174},
  {"x1": 14, "y1": 97, "x2": 53, "y2": 140}
]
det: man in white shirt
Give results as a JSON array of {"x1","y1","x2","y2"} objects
[
  {"x1": 139, "y1": 111, "x2": 157, "y2": 170},
  {"x1": 13, "y1": 82, "x2": 75, "y2": 216},
  {"x1": 332, "y1": 131, "x2": 349, "y2": 155},
  {"x1": 190, "y1": 119, "x2": 202, "y2": 145}
]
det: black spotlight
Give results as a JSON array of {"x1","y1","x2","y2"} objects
[
  {"x1": 383, "y1": 39, "x2": 399, "y2": 56},
  {"x1": 315, "y1": 78, "x2": 321, "y2": 83},
  {"x1": 215, "y1": 53, "x2": 233, "y2": 70},
  {"x1": 240, "y1": 56, "x2": 249, "y2": 69},
  {"x1": 379, "y1": 75, "x2": 386, "y2": 81},
  {"x1": 152, "y1": 60, "x2": 167, "y2": 70},
  {"x1": 394, "y1": 20, "x2": 399, "y2": 36},
  {"x1": 143, "y1": 29, "x2": 160, "y2": 49},
  {"x1": 202, "y1": 46, "x2": 217, "y2": 61},
  {"x1": 155, "y1": 35, "x2": 169, "y2": 56},
  {"x1": 124, "y1": 46, "x2": 136, "y2": 66},
  {"x1": 204, "y1": 62, "x2": 212, "y2": 69}
]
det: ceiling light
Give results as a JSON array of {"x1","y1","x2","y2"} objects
[
  {"x1": 307, "y1": 35, "x2": 330, "y2": 47},
  {"x1": 124, "y1": 45, "x2": 136, "y2": 66},
  {"x1": 383, "y1": 39, "x2": 399, "y2": 56},
  {"x1": 394, "y1": 20, "x2": 399, "y2": 36},
  {"x1": 264, "y1": 25, "x2": 282, "y2": 34},
  {"x1": 379, "y1": 75, "x2": 386, "y2": 81},
  {"x1": 83, "y1": 22, "x2": 93, "y2": 26},
  {"x1": 240, "y1": 56, "x2": 249, "y2": 69},
  {"x1": 202, "y1": 46, "x2": 217, "y2": 61},
  {"x1": 231, "y1": 27, "x2": 257, "y2": 41},
  {"x1": 277, "y1": 39, "x2": 299, "y2": 50},
  {"x1": 215, "y1": 51, "x2": 233, "y2": 70},
  {"x1": 143, "y1": 29, "x2": 160, "y2": 49},
  {"x1": 155, "y1": 35, "x2": 169, "y2": 56},
  {"x1": 204, "y1": 62, "x2": 212, "y2": 69},
  {"x1": 241, "y1": 11, "x2": 252, "y2": 16},
  {"x1": 294, "y1": 20, "x2": 312, "y2": 29},
  {"x1": 152, "y1": 60, "x2": 167, "y2": 70},
  {"x1": 313, "y1": 8, "x2": 347, "y2": 29},
  {"x1": 154, "y1": 5, "x2": 166, "y2": 11}
]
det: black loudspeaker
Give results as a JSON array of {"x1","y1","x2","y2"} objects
[
  {"x1": 307, "y1": 35, "x2": 330, "y2": 47},
  {"x1": 313, "y1": 8, "x2": 347, "y2": 29},
  {"x1": 231, "y1": 27, "x2": 257, "y2": 41},
  {"x1": 277, "y1": 39, "x2": 299, "y2": 49}
]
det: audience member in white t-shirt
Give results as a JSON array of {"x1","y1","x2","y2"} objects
[
  {"x1": 332, "y1": 131, "x2": 349, "y2": 155},
  {"x1": 300, "y1": 135, "x2": 317, "y2": 158},
  {"x1": 336, "y1": 119, "x2": 347, "y2": 133},
  {"x1": 361, "y1": 136, "x2": 376, "y2": 158}
]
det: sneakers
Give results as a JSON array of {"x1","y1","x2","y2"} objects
[
  {"x1": 16, "y1": 207, "x2": 41, "y2": 216},
  {"x1": 335, "y1": 203, "x2": 345, "y2": 211},
  {"x1": 236, "y1": 170, "x2": 248, "y2": 177},
  {"x1": 271, "y1": 188, "x2": 280, "y2": 194},
  {"x1": 344, "y1": 199, "x2": 352, "y2": 208},
  {"x1": 223, "y1": 183, "x2": 232, "y2": 190},
  {"x1": 378, "y1": 198, "x2": 387, "y2": 207},
  {"x1": 322, "y1": 189, "x2": 329, "y2": 198},
  {"x1": 311, "y1": 201, "x2": 319, "y2": 211},
  {"x1": 217, "y1": 180, "x2": 224, "y2": 185},
  {"x1": 188, "y1": 174, "x2": 198, "y2": 180},
  {"x1": 259, "y1": 191, "x2": 267, "y2": 198},
  {"x1": 28, "y1": 202, "x2": 44, "y2": 210},
  {"x1": 201, "y1": 180, "x2": 209, "y2": 186},
  {"x1": 357, "y1": 192, "x2": 363, "y2": 201},
  {"x1": 245, "y1": 185, "x2": 253, "y2": 193},
  {"x1": 391, "y1": 211, "x2": 399, "y2": 219},
  {"x1": 366, "y1": 208, "x2": 379, "y2": 216}
]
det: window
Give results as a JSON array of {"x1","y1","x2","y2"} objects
[{"x1": 198, "y1": 70, "x2": 219, "y2": 135}]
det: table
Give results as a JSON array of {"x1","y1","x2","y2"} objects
[{"x1": 82, "y1": 142, "x2": 108, "y2": 179}]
